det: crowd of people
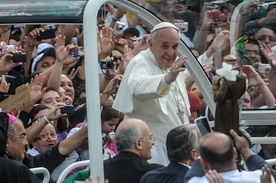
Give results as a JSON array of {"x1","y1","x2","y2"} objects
[{"x1": 0, "y1": 0, "x2": 276, "y2": 182}]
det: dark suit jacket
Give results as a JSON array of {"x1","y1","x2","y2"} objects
[
  {"x1": 139, "y1": 161, "x2": 189, "y2": 183},
  {"x1": 0, "y1": 157, "x2": 41, "y2": 183},
  {"x1": 104, "y1": 151, "x2": 163, "y2": 183},
  {"x1": 0, "y1": 112, "x2": 40, "y2": 183}
]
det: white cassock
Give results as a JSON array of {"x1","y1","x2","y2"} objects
[{"x1": 113, "y1": 48, "x2": 190, "y2": 165}]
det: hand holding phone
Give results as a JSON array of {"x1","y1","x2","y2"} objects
[
  {"x1": 60, "y1": 105, "x2": 75, "y2": 115},
  {"x1": 242, "y1": 65, "x2": 251, "y2": 79},
  {"x1": 37, "y1": 29, "x2": 56, "y2": 41},
  {"x1": 13, "y1": 53, "x2": 27, "y2": 63},
  {"x1": 195, "y1": 116, "x2": 212, "y2": 136}
]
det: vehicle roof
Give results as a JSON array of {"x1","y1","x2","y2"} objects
[{"x1": 0, "y1": 0, "x2": 87, "y2": 24}]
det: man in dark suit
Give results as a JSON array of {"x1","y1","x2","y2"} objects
[
  {"x1": 104, "y1": 118, "x2": 163, "y2": 183},
  {"x1": 0, "y1": 112, "x2": 41, "y2": 183},
  {"x1": 139, "y1": 124, "x2": 200, "y2": 183}
]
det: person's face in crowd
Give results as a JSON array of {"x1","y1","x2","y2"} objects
[
  {"x1": 102, "y1": 117, "x2": 120, "y2": 134},
  {"x1": 36, "y1": 56, "x2": 55, "y2": 72},
  {"x1": 243, "y1": 91, "x2": 252, "y2": 108},
  {"x1": 59, "y1": 87, "x2": 73, "y2": 105},
  {"x1": 111, "y1": 50, "x2": 122, "y2": 62},
  {"x1": 244, "y1": 43, "x2": 261, "y2": 64},
  {"x1": 190, "y1": 82, "x2": 203, "y2": 99},
  {"x1": 111, "y1": 50, "x2": 122, "y2": 68},
  {"x1": 32, "y1": 124, "x2": 58, "y2": 153},
  {"x1": 138, "y1": 123, "x2": 154, "y2": 160},
  {"x1": 60, "y1": 74, "x2": 75, "y2": 102},
  {"x1": 6, "y1": 121, "x2": 28, "y2": 161},
  {"x1": 255, "y1": 28, "x2": 276, "y2": 47},
  {"x1": 41, "y1": 90, "x2": 62, "y2": 108},
  {"x1": 149, "y1": 28, "x2": 179, "y2": 69}
]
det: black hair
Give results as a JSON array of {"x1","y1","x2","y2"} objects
[
  {"x1": 100, "y1": 101, "x2": 121, "y2": 123},
  {"x1": 166, "y1": 125, "x2": 199, "y2": 162}
]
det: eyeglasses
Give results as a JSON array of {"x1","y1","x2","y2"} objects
[
  {"x1": 36, "y1": 134, "x2": 59, "y2": 141},
  {"x1": 139, "y1": 135, "x2": 155, "y2": 142},
  {"x1": 244, "y1": 50, "x2": 260, "y2": 55},
  {"x1": 20, "y1": 134, "x2": 27, "y2": 141}
]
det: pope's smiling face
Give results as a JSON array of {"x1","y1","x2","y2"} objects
[{"x1": 148, "y1": 28, "x2": 180, "y2": 69}]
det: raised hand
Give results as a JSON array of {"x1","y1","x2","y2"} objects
[
  {"x1": 132, "y1": 34, "x2": 150, "y2": 56},
  {"x1": 229, "y1": 129, "x2": 253, "y2": 160},
  {"x1": 114, "y1": 37, "x2": 125, "y2": 54},
  {"x1": 116, "y1": 44, "x2": 133, "y2": 75},
  {"x1": 98, "y1": 26, "x2": 115, "y2": 58},
  {"x1": 28, "y1": 73, "x2": 46, "y2": 104},
  {"x1": 205, "y1": 170, "x2": 224, "y2": 183},
  {"x1": 246, "y1": 65, "x2": 264, "y2": 86},
  {"x1": 45, "y1": 102, "x2": 67, "y2": 121},
  {"x1": 0, "y1": 75, "x2": 10, "y2": 93},
  {"x1": 199, "y1": 7, "x2": 215, "y2": 30},
  {"x1": 261, "y1": 164, "x2": 272, "y2": 183},
  {"x1": 102, "y1": 74, "x2": 123, "y2": 95},
  {"x1": 240, "y1": 0, "x2": 259, "y2": 16},
  {"x1": 0, "y1": 52, "x2": 23, "y2": 75},
  {"x1": 213, "y1": 30, "x2": 230, "y2": 52},
  {"x1": 54, "y1": 35, "x2": 79, "y2": 65},
  {"x1": 67, "y1": 66, "x2": 81, "y2": 80},
  {"x1": 26, "y1": 28, "x2": 45, "y2": 47},
  {"x1": 164, "y1": 55, "x2": 187, "y2": 85},
  {"x1": 260, "y1": 43, "x2": 276, "y2": 68},
  {"x1": 85, "y1": 176, "x2": 109, "y2": 183}
]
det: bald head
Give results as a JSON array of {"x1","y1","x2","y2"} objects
[
  {"x1": 201, "y1": 132, "x2": 231, "y2": 153},
  {"x1": 115, "y1": 118, "x2": 151, "y2": 151},
  {"x1": 116, "y1": 118, "x2": 148, "y2": 133},
  {"x1": 199, "y1": 132, "x2": 234, "y2": 166}
]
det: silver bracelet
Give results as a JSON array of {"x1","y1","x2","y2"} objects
[{"x1": 43, "y1": 115, "x2": 53, "y2": 125}]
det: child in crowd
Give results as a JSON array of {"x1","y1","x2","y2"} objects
[{"x1": 101, "y1": 101, "x2": 122, "y2": 160}]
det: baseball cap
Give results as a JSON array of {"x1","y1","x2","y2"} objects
[
  {"x1": 31, "y1": 43, "x2": 55, "y2": 73},
  {"x1": 123, "y1": 27, "x2": 140, "y2": 38}
]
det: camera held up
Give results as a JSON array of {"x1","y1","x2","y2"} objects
[{"x1": 100, "y1": 58, "x2": 114, "y2": 70}]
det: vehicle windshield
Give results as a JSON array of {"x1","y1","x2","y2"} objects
[{"x1": 0, "y1": 0, "x2": 275, "y2": 166}]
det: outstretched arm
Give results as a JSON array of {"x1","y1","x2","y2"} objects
[{"x1": 58, "y1": 125, "x2": 88, "y2": 155}]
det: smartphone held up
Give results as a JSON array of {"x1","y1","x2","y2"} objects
[
  {"x1": 60, "y1": 105, "x2": 75, "y2": 116},
  {"x1": 36, "y1": 29, "x2": 56, "y2": 41},
  {"x1": 242, "y1": 65, "x2": 251, "y2": 79}
]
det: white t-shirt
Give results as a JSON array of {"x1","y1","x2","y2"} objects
[
  {"x1": 104, "y1": 12, "x2": 129, "y2": 30},
  {"x1": 187, "y1": 169, "x2": 275, "y2": 183}
]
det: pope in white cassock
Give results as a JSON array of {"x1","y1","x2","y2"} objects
[{"x1": 113, "y1": 22, "x2": 191, "y2": 166}]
